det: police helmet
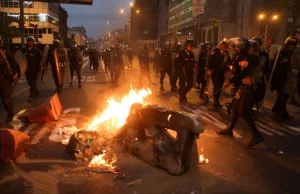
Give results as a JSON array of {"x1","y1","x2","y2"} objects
[
  {"x1": 198, "y1": 43, "x2": 205, "y2": 49},
  {"x1": 249, "y1": 40, "x2": 260, "y2": 53},
  {"x1": 219, "y1": 39, "x2": 228, "y2": 47},
  {"x1": 205, "y1": 41, "x2": 213, "y2": 49},
  {"x1": 251, "y1": 37, "x2": 263, "y2": 45},
  {"x1": 71, "y1": 42, "x2": 77, "y2": 48},
  {"x1": 185, "y1": 40, "x2": 194, "y2": 47},
  {"x1": 143, "y1": 43, "x2": 149, "y2": 49},
  {"x1": 26, "y1": 36, "x2": 35, "y2": 43},
  {"x1": 230, "y1": 37, "x2": 250, "y2": 52},
  {"x1": 164, "y1": 41, "x2": 171, "y2": 48},
  {"x1": 284, "y1": 36, "x2": 298, "y2": 46}
]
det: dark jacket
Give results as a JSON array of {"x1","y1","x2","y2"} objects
[
  {"x1": 22, "y1": 46, "x2": 41, "y2": 73},
  {"x1": 198, "y1": 50, "x2": 207, "y2": 69},
  {"x1": 112, "y1": 50, "x2": 123, "y2": 67},
  {"x1": 178, "y1": 49, "x2": 195, "y2": 74},
  {"x1": 138, "y1": 48, "x2": 150, "y2": 68},
  {"x1": 68, "y1": 48, "x2": 83, "y2": 68},
  {"x1": 159, "y1": 49, "x2": 172, "y2": 69},
  {"x1": 207, "y1": 48, "x2": 230, "y2": 73}
]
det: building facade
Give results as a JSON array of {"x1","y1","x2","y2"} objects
[
  {"x1": 157, "y1": 0, "x2": 170, "y2": 47},
  {"x1": 67, "y1": 26, "x2": 87, "y2": 46},
  {"x1": 168, "y1": 0, "x2": 205, "y2": 46},
  {"x1": 59, "y1": 5, "x2": 68, "y2": 44},
  {"x1": 0, "y1": 0, "x2": 61, "y2": 45}
]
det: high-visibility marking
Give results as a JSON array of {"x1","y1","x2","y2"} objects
[{"x1": 255, "y1": 122, "x2": 284, "y2": 136}]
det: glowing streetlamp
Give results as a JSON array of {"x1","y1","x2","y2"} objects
[
  {"x1": 258, "y1": 13, "x2": 279, "y2": 45},
  {"x1": 136, "y1": 10, "x2": 140, "y2": 14},
  {"x1": 120, "y1": 9, "x2": 124, "y2": 14},
  {"x1": 130, "y1": 2, "x2": 134, "y2": 7}
]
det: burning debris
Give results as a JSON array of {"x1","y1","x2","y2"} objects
[
  {"x1": 199, "y1": 154, "x2": 209, "y2": 164},
  {"x1": 117, "y1": 105, "x2": 204, "y2": 176},
  {"x1": 64, "y1": 88, "x2": 204, "y2": 176}
]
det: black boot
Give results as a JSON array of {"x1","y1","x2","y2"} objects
[
  {"x1": 160, "y1": 85, "x2": 165, "y2": 92},
  {"x1": 28, "y1": 94, "x2": 33, "y2": 102},
  {"x1": 217, "y1": 123, "x2": 234, "y2": 137},
  {"x1": 213, "y1": 101, "x2": 223, "y2": 108},
  {"x1": 78, "y1": 82, "x2": 82, "y2": 88},
  {"x1": 34, "y1": 90, "x2": 40, "y2": 97}
]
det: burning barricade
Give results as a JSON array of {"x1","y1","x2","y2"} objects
[{"x1": 65, "y1": 88, "x2": 204, "y2": 176}]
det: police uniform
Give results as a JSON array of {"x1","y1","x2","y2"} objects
[
  {"x1": 171, "y1": 49, "x2": 181, "y2": 90},
  {"x1": 154, "y1": 50, "x2": 160, "y2": 76},
  {"x1": 90, "y1": 49, "x2": 100, "y2": 73},
  {"x1": 103, "y1": 50, "x2": 112, "y2": 73},
  {"x1": 159, "y1": 48, "x2": 173, "y2": 90},
  {"x1": 218, "y1": 53, "x2": 264, "y2": 147},
  {"x1": 138, "y1": 47, "x2": 152, "y2": 86},
  {"x1": 127, "y1": 49, "x2": 133, "y2": 68},
  {"x1": 68, "y1": 48, "x2": 83, "y2": 87},
  {"x1": 111, "y1": 48, "x2": 123, "y2": 86},
  {"x1": 0, "y1": 49, "x2": 19, "y2": 123},
  {"x1": 271, "y1": 49, "x2": 294, "y2": 120},
  {"x1": 178, "y1": 49, "x2": 195, "y2": 101},
  {"x1": 22, "y1": 46, "x2": 41, "y2": 98},
  {"x1": 207, "y1": 47, "x2": 230, "y2": 106},
  {"x1": 197, "y1": 48, "x2": 208, "y2": 97}
]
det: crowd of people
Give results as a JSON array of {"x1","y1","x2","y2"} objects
[{"x1": 0, "y1": 33, "x2": 299, "y2": 148}]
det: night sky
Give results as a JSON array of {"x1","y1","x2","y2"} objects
[{"x1": 62, "y1": 0, "x2": 131, "y2": 40}]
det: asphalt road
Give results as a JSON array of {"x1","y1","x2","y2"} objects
[{"x1": 0, "y1": 57, "x2": 300, "y2": 194}]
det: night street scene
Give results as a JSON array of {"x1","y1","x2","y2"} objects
[{"x1": 1, "y1": 0, "x2": 300, "y2": 194}]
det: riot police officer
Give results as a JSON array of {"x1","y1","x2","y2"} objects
[
  {"x1": 103, "y1": 49, "x2": 111, "y2": 73},
  {"x1": 0, "y1": 41, "x2": 19, "y2": 123},
  {"x1": 68, "y1": 42, "x2": 83, "y2": 88},
  {"x1": 153, "y1": 48, "x2": 160, "y2": 77},
  {"x1": 197, "y1": 42, "x2": 212, "y2": 99},
  {"x1": 22, "y1": 36, "x2": 42, "y2": 101},
  {"x1": 46, "y1": 39, "x2": 62, "y2": 94},
  {"x1": 271, "y1": 36, "x2": 298, "y2": 121},
  {"x1": 178, "y1": 40, "x2": 196, "y2": 103},
  {"x1": 207, "y1": 40, "x2": 230, "y2": 108},
  {"x1": 111, "y1": 45, "x2": 123, "y2": 87},
  {"x1": 138, "y1": 44, "x2": 155, "y2": 87},
  {"x1": 218, "y1": 38, "x2": 264, "y2": 148},
  {"x1": 251, "y1": 37, "x2": 270, "y2": 111},
  {"x1": 159, "y1": 42, "x2": 173, "y2": 91},
  {"x1": 171, "y1": 43, "x2": 182, "y2": 91}
]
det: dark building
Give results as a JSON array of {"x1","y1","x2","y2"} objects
[
  {"x1": 59, "y1": 5, "x2": 68, "y2": 43},
  {"x1": 130, "y1": 0, "x2": 159, "y2": 41},
  {"x1": 157, "y1": 0, "x2": 170, "y2": 48}
]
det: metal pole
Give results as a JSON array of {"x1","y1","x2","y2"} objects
[{"x1": 19, "y1": 0, "x2": 25, "y2": 48}]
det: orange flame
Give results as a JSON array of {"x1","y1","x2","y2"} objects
[
  {"x1": 87, "y1": 88, "x2": 152, "y2": 132},
  {"x1": 88, "y1": 150, "x2": 117, "y2": 169}
]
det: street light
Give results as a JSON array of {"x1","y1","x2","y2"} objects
[
  {"x1": 120, "y1": 9, "x2": 124, "y2": 14},
  {"x1": 130, "y1": 2, "x2": 134, "y2": 7},
  {"x1": 136, "y1": 10, "x2": 140, "y2": 14},
  {"x1": 258, "y1": 13, "x2": 279, "y2": 45}
]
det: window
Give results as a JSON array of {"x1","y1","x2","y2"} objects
[
  {"x1": 42, "y1": 28, "x2": 47, "y2": 34},
  {"x1": 48, "y1": 29, "x2": 52, "y2": 34},
  {"x1": 39, "y1": 29, "x2": 43, "y2": 35}
]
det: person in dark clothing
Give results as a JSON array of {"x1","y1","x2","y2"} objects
[
  {"x1": 251, "y1": 37, "x2": 270, "y2": 112},
  {"x1": 46, "y1": 39, "x2": 62, "y2": 94},
  {"x1": 138, "y1": 44, "x2": 155, "y2": 87},
  {"x1": 171, "y1": 43, "x2": 182, "y2": 91},
  {"x1": 0, "y1": 42, "x2": 19, "y2": 123},
  {"x1": 270, "y1": 36, "x2": 298, "y2": 121},
  {"x1": 207, "y1": 40, "x2": 230, "y2": 108},
  {"x1": 68, "y1": 43, "x2": 83, "y2": 88},
  {"x1": 217, "y1": 37, "x2": 264, "y2": 148},
  {"x1": 159, "y1": 42, "x2": 173, "y2": 91},
  {"x1": 89, "y1": 49, "x2": 93, "y2": 70},
  {"x1": 111, "y1": 45, "x2": 123, "y2": 87},
  {"x1": 178, "y1": 40, "x2": 196, "y2": 103},
  {"x1": 127, "y1": 48, "x2": 133, "y2": 68},
  {"x1": 103, "y1": 49, "x2": 111, "y2": 73},
  {"x1": 197, "y1": 42, "x2": 212, "y2": 99},
  {"x1": 22, "y1": 36, "x2": 42, "y2": 101},
  {"x1": 90, "y1": 49, "x2": 100, "y2": 73},
  {"x1": 153, "y1": 48, "x2": 160, "y2": 77}
]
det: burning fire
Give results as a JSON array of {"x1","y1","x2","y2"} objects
[
  {"x1": 87, "y1": 88, "x2": 152, "y2": 132},
  {"x1": 199, "y1": 154, "x2": 209, "y2": 164},
  {"x1": 88, "y1": 150, "x2": 117, "y2": 169}
]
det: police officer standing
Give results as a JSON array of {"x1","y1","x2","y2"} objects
[
  {"x1": 138, "y1": 44, "x2": 155, "y2": 87},
  {"x1": 103, "y1": 49, "x2": 111, "y2": 73},
  {"x1": 68, "y1": 42, "x2": 83, "y2": 88},
  {"x1": 218, "y1": 38, "x2": 264, "y2": 148},
  {"x1": 207, "y1": 40, "x2": 230, "y2": 108},
  {"x1": 153, "y1": 48, "x2": 160, "y2": 77},
  {"x1": 271, "y1": 37, "x2": 298, "y2": 121},
  {"x1": 178, "y1": 40, "x2": 196, "y2": 103},
  {"x1": 171, "y1": 43, "x2": 181, "y2": 91},
  {"x1": 0, "y1": 41, "x2": 19, "y2": 123},
  {"x1": 22, "y1": 36, "x2": 42, "y2": 101},
  {"x1": 197, "y1": 42, "x2": 212, "y2": 99},
  {"x1": 159, "y1": 42, "x2": 173, "y2": 91},
  {"x1": 111, "y1": 45, "x2": 123, "y2": 87},
  {"x1": 46, "y1": 39, "x2": 62, "y2": 94}
]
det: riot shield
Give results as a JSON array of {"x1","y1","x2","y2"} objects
[
  {"x1": 41, "y1": 45, "x2": 49, "y2": 65},
  {"x1": 13, "y1": 50, "x2": 27, "y2": 77},
  {"x1": 54, "y1": 47, "x2": 71, "y2": 86}
]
